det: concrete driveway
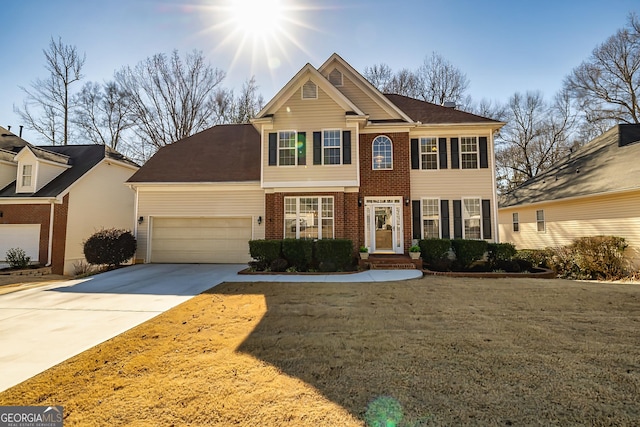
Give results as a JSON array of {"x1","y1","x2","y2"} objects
[{"x1": 0, "y1": 264, "x2": 244, "y2": 392}]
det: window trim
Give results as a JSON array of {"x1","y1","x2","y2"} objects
[
  {"x1": 321, "y1": 129, "x2": 342, "y2": 166},
  {"x1": 512, "y1": 212, "x2": 520, "y2": 232},
  {"x1": 372, "y1": 135, "x2": 393, "y2": 170},
  {"x1": 460, "y1": 136, "x2": 479, "y2": 169},
  {"x1": 421, "y1": 198, "x2": 441, "y2": 239},
  {"x1": 419, "y1": 136, "x2": 439, "y2": 170},
  {"x1": 278, "y1": 130, "x2": 297, "y2": 167},
  {"x1": 284, "y1": 196, "x2": 335, "y2": 239},
  {"x1": 536, "y1": 209, "x2": 545, "y2": 232},
  {"x1": 21, "y1": 164, "x2": 33, "y2": 187},
  {"x1": 462, "y1": 197, "x2": 482, "y2": 240}
]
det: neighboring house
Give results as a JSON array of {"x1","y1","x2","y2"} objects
[
  {"x1": 498, "y1": 124, "x2": 640, "y2": 269},
  {"x1": 127, "y1": 53, "x2": 504, "y2": 264},
  {"x1": 0, "y1": 126, "x2": 139, "y2": 274}
]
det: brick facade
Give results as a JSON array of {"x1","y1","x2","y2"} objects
[
  {"x1": 263, "y1": 132, "x2": 413, "y2": 253},
  {"x1": 0, "y1": 195, "x2": 70, "y2": 274}
]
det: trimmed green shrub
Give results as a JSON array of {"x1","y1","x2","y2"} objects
[
  {"x1": 249, "y1": 240, "x2": 282, "y2": 270},
  {"x1": 418, "y1": 239, "x2": 451, "y2": 264},
  {"x1": 282, "y1": 239, "x2": 313, "y2": 270},
  {"x1": 451, "y1": 239, "x2": 488, "y2": 268},
  {"x1": 315, "y1": 239, "x2": 353, "y2": 271},
  {"x1": 487, "y1": 242, "x2": 517, "y2": 268},
  {"x1": 83, "y1": 228, "x2": 136, "y2": 267},
  {"x1": 5, "y1": 247, "x2": 31, "y2": 269},
  {"x1": 270, "y1": 258, "x2": 289, "y2": 272},
  {"x1": 514, "y1": 249, "x2": 552, "y2": 268}
]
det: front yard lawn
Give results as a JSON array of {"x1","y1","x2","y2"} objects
[{"x1": 1, "y1": 277, "x2": 639, "y2": 425}]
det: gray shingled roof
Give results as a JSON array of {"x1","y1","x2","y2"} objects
[
  {"x1": 0, "y1": 145, "x2": 138, "y2": 198},
  {"x1": 384, "y1": 93, "x2": 501, "y2": 124},
  {"x1": 499, "y1": 124, "x2": 640, "y2": 208}
]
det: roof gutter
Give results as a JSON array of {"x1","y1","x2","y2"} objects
[{"x1": 47, "y1": 201, "x2": 54, "y2": 267}]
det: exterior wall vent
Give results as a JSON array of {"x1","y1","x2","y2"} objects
[
  {"x1": 328, "y1": 68, "x2": 343, "y2": 86},
  {"x1": 302, "y1": 80, "x2": 318, "y2": 99}
]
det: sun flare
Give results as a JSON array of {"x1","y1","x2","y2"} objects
[{"x1": 228, "y1": 0, "x2": 285, "y2": 39}]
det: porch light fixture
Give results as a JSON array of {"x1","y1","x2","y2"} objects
[
  {"x1": 138, "y1": 216, "x2": 144, "y2": 224},
  {"x1": 257, "y1": 216, "x2": 263, "y2": 225},
  {"x1": 358, "y1": 198, "x2": 362, "y2": 207},
  {"x1": 0, "y1": 211, "x2": 3, "y2": 218},
  {"x1": 405, "y1": 197, "x2": 410, "y2": 206}
]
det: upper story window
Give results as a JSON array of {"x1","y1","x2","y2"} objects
[
  {"x1": 420, "y1": 137, "x2": 438, "y2": 170},
  {"x1": 536, "y1": 210, "x2": 545, "y2": 232},
  {"x1": 372, "y1": 136, "x2": 393, "y2": 170},
  {"x1": 278, "y1": 131, "x2": 297, "y2": 166},
  {"x1": 302, "y1": 81, "x2": 317, "y2": 99},
  {"x1": 463, "y1": 198, "x2": 482, "y2": 239},
  {"x1": 21, "y1": 164, "x2": 33, "y2": 187},
  {"x1": 422, "y1": 198, "x2": 440, "y2": 239},
  {"x1": 323, "y1": 130, "x2": 341, "y2": 165},
  {"x1": 461, "y1": 136, "x2": 478, "y2": 169},
  {"x1": 512, "y1": 212, "x2": 520, "y2": 232}
]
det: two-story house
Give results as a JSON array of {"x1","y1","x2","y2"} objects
[
  {"x1": 0, "y1": 127, "x2": 139, "y2": 274},
  {"x1": 127, "y1": 54, "x2": 503, "y2": 264}
]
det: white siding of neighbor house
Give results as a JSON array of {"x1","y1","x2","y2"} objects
[
  {"x1": 135, "y1": 184, "x2": 265, "y2": 263},
  {"x1": 498, "y1": 190, "x2": 640, "y2": 269},
  {"x1": 34, "y1": 161, "x2": 67, "y2": 192},
  {"x1": 64, "y1": 161, "x2": 138, "y2": 275},
  {"x1": 0, "y1": 161, "x2": 17, "y2": 189},
  {"x1": 262, "y1": 85, "x2": 359, "y2": 187}
]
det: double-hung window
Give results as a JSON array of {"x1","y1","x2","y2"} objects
[
  {"x1": 463, "y1": 198, "x2": 482, "y2": 239},
  {"x1": 420, "y1": 137, "x2": 438, "y2": 170},
  {"x1": 422, "y1": 198, "x2": 440, "y2": 238},
  {"x1": 461, "y1": 136, "x2": 478, "y2": 169},
  {"x1": 323, "y1": 130, "x2": 341, "y2": 165},
  {"x1": 372, "y1": 135, "x2": 393, "y2": 170},
  {"x1": 21, "y1": 164, "x2": 33, "y2": 187},
  {"x1": 284, "y1": 196, "x2": 334, "y2": 239},
  {"x1": 278, "y1": 131, "x2": 297, "y2": 166},
  {"x1": 536, "y1": 210, "x2": 545, "y2": 232},
  {"x1": 512, "y1": 213, "x2": 520, "y2": 232}
]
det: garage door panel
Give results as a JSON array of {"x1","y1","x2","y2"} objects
[
  {"x1": 0, "y1": 225, "x2": 40, "y2": 262},
  {"x1": 150, "y1": 217, "x2": 252, "y2": 264}
]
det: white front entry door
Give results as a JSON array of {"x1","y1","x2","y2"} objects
[{"x1": 364, "y1": 197, "x2": 403, "y2": 254}]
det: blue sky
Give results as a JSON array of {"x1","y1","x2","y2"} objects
[{"x1": 1, "y1": 0, "x2": 638, "y2": 143}]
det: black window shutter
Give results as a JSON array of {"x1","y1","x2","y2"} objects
[
  {"x1": 440, "y1": 199, "x2": 450, "y2": 239},
  {"x1": 479, "y1": 136, "x2": 488, "y2": 168},
  {"x1": 297, "y1": 132, "x2": 306, "y2": 165},
  {"x1": 412, "y1": 200, "x2": 421, "y2": 239},
  {"x1": 342, "y1": 130, "x2": 351, "y2": 164},
  {"x1": 438, "y1": 137, "x2": 448, "y2": 169},
  {"x1": 313, "y1": 131, "x2": 321, "y2": 165},
  {"x1": 410, "y1": 138, "x2": 419, "y2": 169},
  {"x1": 451, "y1": 137, "x2": 459, "y2": 169},
  {"x1": 268, "y1": 133, "x2": 277, "y2": 166},
  {"x1": 453, "y1": 200, "x2": 462, "y2": 238},
  {"x1": 482, "y1": 199, "x2": 492, "y2": 239}
]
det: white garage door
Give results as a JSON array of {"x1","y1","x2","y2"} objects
[
  {"x1": 150, "y1": 217, "x2": 252, "y2": 263},
  {"x1": 0, "y1": 224, "x2": 40, "y2": 262}
]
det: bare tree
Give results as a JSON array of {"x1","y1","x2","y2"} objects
[
  {"x1": 496, "y1": 91, "x2": 577, "y2": 192},
  {"x1": 564, "y1": 13, "x2": 640, "y2": 128},
  {"x1": 416, "y1": 52, "x2": 470, "y2": 105},
  {"x1": 73, "y1": 81, "x2": 134, "y2": 150},
  {"x1": 363, "y1": 63, "x2": 394, "y2": 92},
  {"x1": 115, "y1": 50, "x2": 226, "y2": 153},
  {"x1": 217, "y1": 77, "x2": 264, "y2": 124},
  {"x1": 15, "y1": 37, "x2": 85, "y2": 145}
]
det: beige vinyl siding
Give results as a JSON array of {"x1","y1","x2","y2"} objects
[
  {"x1": 0, "y1": 162, "x2": 17, "y2": 189},
  {"x1": 35, "y1": 161, "x2": 67, "y2": 192},
  {"x1": 498, "y1": 190, "x2": 640, "y2": 268},
  {"x1": 410, "y1": 169, "x2": 495, "y2": 200},
  {"x1": 136, "y1": 185, "x2": 265, "y2": 263},
  {"x1": 335, "y1": 74, "x2": 396, "y2": 120},
  {"x1": 64, "y1": 161, "x2": 138, "y2": 274},
  {"x1": 263, "y1": 86, "x2": 358, "y2": 186}
]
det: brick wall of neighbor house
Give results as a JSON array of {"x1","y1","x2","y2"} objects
[
  {"x1": 359, "y1": 132, "x2": 412, "y2": 252},
  {"x1": 0, "y1": 195, "x2": 69, "y2": 274}
]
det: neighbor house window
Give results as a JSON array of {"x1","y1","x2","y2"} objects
[
  {"x1": 512, "y1": 213, "x2": 520, "y2": 232},
  {"x1": 420, "y1": 137, "x2": 438, "y2": 170},
  {"x1": 372, "y1": 135, "x2": 392, "y2": 169},
  {"x1": 536, "y1": 210, "x2": 545, "y2": 232},
  {"x1": 461, "y1": 136, "x2": 478, "y2": 169},
  {"x1": 463, "y1": 198, "x2": 482, "y2": 239},
  {"x1": 21, "y1": 164, "x2": 33, "y2": 187},
  {"x1": 284, "y1": 196, "x2": 334, "y2": 239},
  {"x1": 323, "y1": 130, "x2": 341, "y2": 165},
  {"x1": 422, "y1": 198, "x2": 440, "y2": 238},
  {"x1": 278, "y1": 131, "x2": 297, "y2": 166}
]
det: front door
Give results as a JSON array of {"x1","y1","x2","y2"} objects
[{"x1": 364, "y1": 197, "x2": 404, "y2": 254}]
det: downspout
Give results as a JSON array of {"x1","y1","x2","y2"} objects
[
  {"x1": 490, "y1": 130, "x2": 500, "y2": 243},
  {"x1": 47, "y1": 201, "x2": 55, "y2": 266}
]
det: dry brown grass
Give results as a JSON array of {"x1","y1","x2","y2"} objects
[{"x1": 1, "y1": 276, "x2": 639, "y2": 426}]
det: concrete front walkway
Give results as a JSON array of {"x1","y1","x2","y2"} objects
[{"x1": 0, "y1": 264, "x2": 421, "y2": 392}]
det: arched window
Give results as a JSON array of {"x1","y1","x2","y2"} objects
[{"x1": 372, "y1": 135, "x2": 393, "y2": 170}]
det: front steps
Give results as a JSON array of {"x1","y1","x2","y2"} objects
[{"x1": 359, "y1": 254, "x2": 422, "y2": 270}]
